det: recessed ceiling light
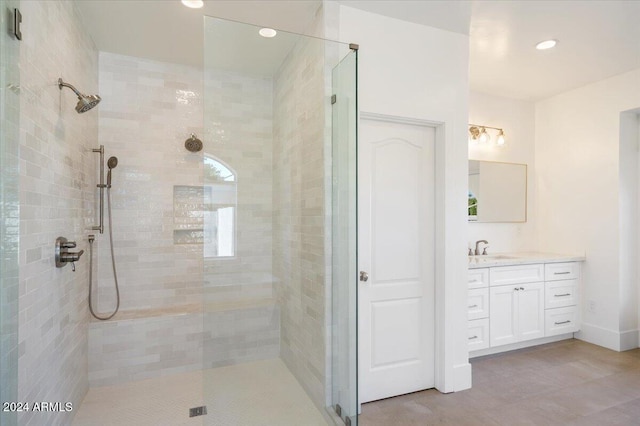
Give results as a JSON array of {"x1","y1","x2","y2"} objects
[
  {"x1": 259, "y1": 28, "x2": 277, "y2": 38},
  {"x1": 181, "y1": 0, "x2": 203, "y2": 9},
  {"x1": 535, "y1": 39, "x2": 557, "y2": 50}
]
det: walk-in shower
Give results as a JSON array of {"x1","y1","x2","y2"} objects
[{"x1": 1, "y1": 3, "x2": 357, "y2": 425}]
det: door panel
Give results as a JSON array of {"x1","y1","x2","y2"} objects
[
  {"x1": 518, "y1": 282, "x2": 545, "y2": 341},
  {"x1": 489, "y1": 286, "x2": 518, "y2": 347},
  {"x1": 359, "y1": 117, "x2": 435, "y2": 403}
]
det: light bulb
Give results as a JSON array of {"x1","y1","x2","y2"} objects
[
  {"x1": 496, "y1": 129, "x2": 506, "y2": 146},
  {"x1": 479, "y1": 127, "x2": 489, "y2": 144},
  {"x1": 181, "y1": 0, "x2": 204, "y2": 8},
  {"x1": 536, "y1": 39, "x2": 557, "y2": 50},
  {"x1": 259, "y1": 28, "x2": 277, "y2": 38}
]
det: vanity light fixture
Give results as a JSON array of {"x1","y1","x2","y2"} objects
[
  {"x1": 181, "y1": 0, "x2": 204, "y2": 9},
  {"x1": 469, "y1": 124, "x2": 506, "y2": 147},
  {"x1": 259, "y1": 28, "x2": 277, "y2": 38},
  {"x1": 535, "y1": 39, "x2": 557, "y2": 50}
]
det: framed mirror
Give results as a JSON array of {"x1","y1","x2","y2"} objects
[{"x1": 468, "y1": 160, "x2": 527, "y2": 222}]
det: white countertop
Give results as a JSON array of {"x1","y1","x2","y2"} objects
[{"x1": 468, "y1": 252, "x2": 585, "y2": 269}]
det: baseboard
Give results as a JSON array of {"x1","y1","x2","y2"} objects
[
  {"x1": 620, "y1": 328, "x2": 639, "y2": 351},
  {"x1": 451, "y1": 362, "x2": 471, "y2": 392},
  {"x1": 469, "y1": 334, "x2": 573, "y2": 358},
  {"x1": 574, "y1": 323, "x2": 639, "y2": 351}
]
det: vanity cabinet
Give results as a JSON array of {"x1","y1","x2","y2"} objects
[{"x1": 468, "y1": 258, "x2": 582, "y2": 355}]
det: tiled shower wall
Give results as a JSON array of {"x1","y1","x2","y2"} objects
[
  {"x1": 89, "y1": 54, "x2": 279, "y2": 385},
  {"x1": 17, "y1": 1, "x2": 98, "y2": 425},
  {"x1": 1, "y1": 0, "x2": 20, "y2": 425},
  {"x1": 273, "y1": 34, "x2": 328, "y2": 408},
  {"x1": 96, "y1": 52, "x2": 204, "y2": 313}
]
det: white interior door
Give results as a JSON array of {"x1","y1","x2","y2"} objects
[{"x1": 358, "y1": 117, "x2": 435, "y2": 403}]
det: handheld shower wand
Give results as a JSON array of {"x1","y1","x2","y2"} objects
[{"x1": 106, "y1": 156, "x2": 118, "y2": 188}]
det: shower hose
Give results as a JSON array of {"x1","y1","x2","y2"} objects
[{"x1": 88, "y1": 187, "x2": 120, "y2": 320}]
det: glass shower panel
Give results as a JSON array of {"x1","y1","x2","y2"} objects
[
  {"x1": 202, "y1": 15, "x2": 357, "y2": 425},
  {"x1": 0, "y1": 1, "x2": 21, "y2": 425},
  {"x1": 331, "y1": 50, "x2": 358, "y2": 426}
]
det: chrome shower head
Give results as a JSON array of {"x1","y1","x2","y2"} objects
[
  {"x1": 106, "y1": 156, "x2": 118, "y2": 187},
  {"x1": 58, "y1": 78, "x2": 101, "y2": 113}
]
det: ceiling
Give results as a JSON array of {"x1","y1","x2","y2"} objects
[
  {"x1": 76, "y1": 1, "x2": 322, "y2": 73},
  {"x1": 76, "y1": 0, "x2": 640, "y2": 101}
]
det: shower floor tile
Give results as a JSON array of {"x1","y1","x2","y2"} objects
[{"x1": 73, "y1": 359, "x2": 328, "y2": 426}]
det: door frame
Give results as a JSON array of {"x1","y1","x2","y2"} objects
[{"x1": 359, "y1": 111, "x2": 459, "y2": 395}]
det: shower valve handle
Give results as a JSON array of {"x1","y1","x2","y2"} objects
[
  {"x1": 61, "y1": 241, "x2": 77, "y2": 249},
  {"x1": 60, "y1": 250, "x2": 84, "y2": 263}
]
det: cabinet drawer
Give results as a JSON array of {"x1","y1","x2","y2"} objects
[
  {"x1": 468, "y1": 268, "x2": 489, "y2": 289},
  {"x1": 468, "y1": 318, "x2": 489, "y2": 351},
  {"x1": 545, "y1": 306, "x2": 579, "y2": 336},
  {"x1": 545, "y1": 280, "x2": 578, "y2": 309},
  {"x1": 490, "y1": 264, "x2": 544, "y2": 287},
  {"x1": 468, "y1": 288, "x2": 489, "y2": 320},
  {"x1": 545, "y1": 262, "x2": 579, "y2": 281}
]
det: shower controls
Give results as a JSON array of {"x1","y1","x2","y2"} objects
[{"x1": 55, "y1": 236, "x2": 85, "y2": 271}]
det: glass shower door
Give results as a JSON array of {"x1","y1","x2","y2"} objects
[
  {"x1": 201, "y1": 15, "x2": 357, "y2": 426},
  {"x1": 331, "y1": 49, "x2": 358, "y2": 426}
]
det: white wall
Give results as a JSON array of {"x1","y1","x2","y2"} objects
[
  {"x1": 535, "y1": 68, "x2": 640, "y2": 351},
  {"x1": 468, "y1": 92, "x2": 537, "y2": 253},
  {"x1": 336, "y1": 5, "x2": 471, "y2": 392}
]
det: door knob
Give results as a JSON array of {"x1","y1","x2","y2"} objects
[{"x1": 360, "y1": 271, "x2": 369, "y2": 282}]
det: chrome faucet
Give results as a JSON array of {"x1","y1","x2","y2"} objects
[{"x1": 475, "y1": 240, "x2": 489, "y2": 255}]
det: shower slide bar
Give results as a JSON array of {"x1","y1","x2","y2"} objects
[{"x1": 92, "y1": 145, "x2": 105, "y2": 234}]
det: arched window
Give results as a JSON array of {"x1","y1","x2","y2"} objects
[{"x1": 203, "y1": 156, "x2": 236, "y2": 257}]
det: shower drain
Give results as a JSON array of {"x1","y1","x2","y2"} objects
[{"x1": 189, "y1": 406, "x2": 208, "y2": 417}]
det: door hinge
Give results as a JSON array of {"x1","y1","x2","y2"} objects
[
  {"x1": 13, "y1": 9, "x2": 22, "y2": 40},
  {"x1": 331, "y1": 94, "x2": 337, "y2": 104}
]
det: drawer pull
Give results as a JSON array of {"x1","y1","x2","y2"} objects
[
  {"x1": 468, "y1": 335, "x2": 478, "y2": 340},
  {"x1": 554, "y1": 320, "x2": 571, "y2": 325},
  {"x1": 554, "y1": 293, "x2": 571, "y2": 297},
  {"x1": 554, "y1": 271, "x2": 571, "y2": 275},
  {"x1": 468, "y1": 304, "x2": 478, "y2": 309},
  {"x1": 520, "y1": 287, "x2": 525, "y2": 290}
]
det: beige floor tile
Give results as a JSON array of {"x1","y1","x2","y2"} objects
[{"x1": 361, "y1": 339, "x2": 640, "y2": 426}]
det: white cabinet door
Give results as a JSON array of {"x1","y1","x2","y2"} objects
[
  {"x1": 518, "y1": 282, "x2": 545, "y2": 341},
  {"x1": 358, "y1": 118, "x2": 436, "y2": 403},
  {"x1": 489, "y1": 285, "x2": 518, "y2": 347}
]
